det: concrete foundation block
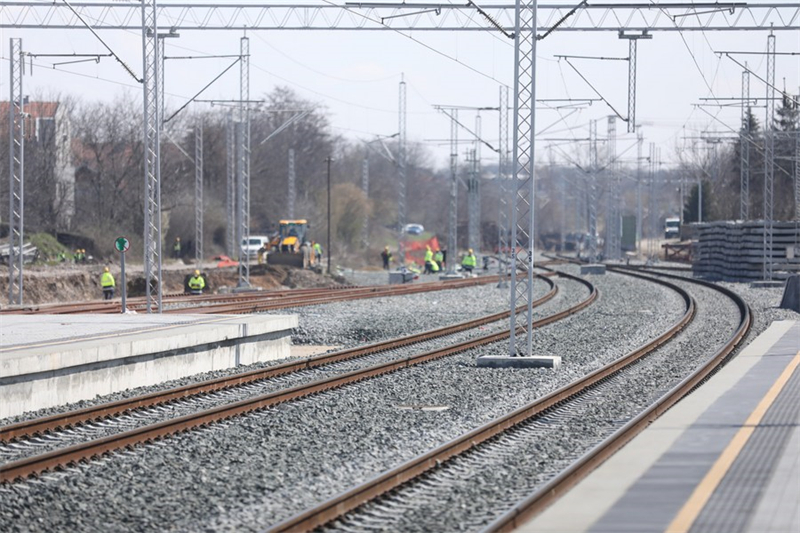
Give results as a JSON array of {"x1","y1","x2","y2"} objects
[
  {"x1": 389, "y1": 271, "x2": 416, "y2": 284},
  {"x1": 580, "y1": 264, "x2": 606, "y2": 275},
  {"x1": 476, "y1": 355, "x2": 561, "y2": 369},
  {"x1": 779, "y1": 275, "x2": 800, "y2": 312},
  {"x1": 750, "y1": 280, "x2": 785, "y2": 289}
]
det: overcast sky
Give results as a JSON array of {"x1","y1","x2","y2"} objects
[{"x1": 1, "y1": 1, "x2": 798, "y2": 171}]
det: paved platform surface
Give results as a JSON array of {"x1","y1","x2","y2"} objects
[
  {"x1": 520, "y1": 320, "x2": 800, "y2": 533},
  {"x1": 1, "y1": 313, "x2": 297, "y2": 418}
]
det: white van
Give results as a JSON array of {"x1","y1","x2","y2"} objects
[{"x1": 242, "y1": 235, "x2": 270, "y2": 259}]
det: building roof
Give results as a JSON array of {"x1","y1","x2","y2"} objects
[{"x1": 0, "y1": 101, "x2": 59, "y2": 119}]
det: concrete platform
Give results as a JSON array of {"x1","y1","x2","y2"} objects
[
  {"x1": 0, "y1": 313, "x2": 297, "y2": 418},
  {"x1": 518, "y1": 320, "x2": 800, "y2": 533}
]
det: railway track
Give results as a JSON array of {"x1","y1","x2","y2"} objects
[
  {"x1": 0, "y1": 276, "x2": 500, "y2": 315},
  {"x1": 264, "y1": 267, "x2": 750, "y2": 532},
  {"x1": 0, "y1": 271, "x2": 596, "y2": 482}
]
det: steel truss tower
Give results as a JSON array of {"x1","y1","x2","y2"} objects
[
  {"x1": 507, "y1": 0, "x2": 539, "y2": 357},
  {"x1": 141, "y1": 0, "x2": 163, "y2": 313},
  {"x1": 288, "y1": 148, "x2": 296, "y2": 219},
  {"x1": 446, "y1": 110, "x2": 459, "y2": 276},
  {"x1": 795, "y1": 129, "x2": 800, "y2": 222},
  {"x1": 226, "y1": 112, "x2": 235, "y2": 256},
  {"x1": 361, "y1": 155, "x2": 369, "y2": 248},
  {"x1": 636, "y1": 130, "x2": 643, "y2": 254},
  {"x1": 588, "y1": 119, "x2": 599, "y2": 261},
  {"x1": 237, "y1": 36, "x2": 251, "y2": 287},
  {"x1": 194, "y1": 120, "x2": 203, "y2": 267},
  {"x1": 605, "y1": 116, "x2": 621, "y2": 260},
  {"x1": 619, "y1": 31, "x2": 651, "y2": 133},
  {"x1": 497, "y1": 85, "x2": 510, "y2": 287},
  {"x1": 7, "y1": 38, "x2": 24, "y2": 306},
  {"x1": 763, "y1": 33, "x2": 775, "y2": 281},
  {"x1": 398, "y1": 76, "x2": 407, "y2": 264},
  {"x1": 468, "y1": 114, "x2": 481, "y2": 253},
  {"x1": 740, "y1": 68, "x2": 751, "y2": 220}
]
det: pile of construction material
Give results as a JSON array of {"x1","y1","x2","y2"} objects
[
  {"x1": 0, "y1": 241, "x2": 38, "y2": 265},
  {"x1": 692, "y1": 221, "x2": 800, "y2": 281}
]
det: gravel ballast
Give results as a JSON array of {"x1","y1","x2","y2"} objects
[
  {"x1": 1, "y1": 268, "x2": 792, "y2": 533},
  {"x1": 0, "y1": 275, "x2": 682, "y2": 531}
]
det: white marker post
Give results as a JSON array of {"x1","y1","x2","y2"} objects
[{"x1": 115, "y1": 237, "x2": 130, "y2": 313}]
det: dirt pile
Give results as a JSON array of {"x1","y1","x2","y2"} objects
[{"x1": 0, "y1": 262, "x2": 344, "y2": 307}]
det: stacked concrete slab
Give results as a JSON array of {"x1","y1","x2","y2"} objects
[{"x1": 692, "y1": 221, "x2": 800, "y2": 281}]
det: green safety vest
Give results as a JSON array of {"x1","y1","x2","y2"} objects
[
  {"x1": 430, "y1": 260, "x2": 440, "y2": 272},
  {"x1": 434, "y1": 252, "x2": 443, "y2": 263},
  {"x1": 101, "y1": 272, "x2": 115, "y2": 288},
  {"x1": 188, "y1": 275, "x2": 205, "y2": 290},
  {"x1": 462, "y1": 254, "x2": 477, "y2": 268},
  {"x1": 174, "y1": 241, "x2": 181, "y2": 251},
  {"x1": 424, "y1": 249, "x2": 433, "y2": 262},
  {"x1": 313, "y1": 243, "x2": 322, "y2": 254}
]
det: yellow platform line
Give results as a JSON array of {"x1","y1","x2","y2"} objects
[{"x1": 666, "y1": 349, "x2": 800, "y2": 533}]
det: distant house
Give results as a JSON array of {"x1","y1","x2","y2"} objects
[{"x1": 0, "y1": 99, "x2": 75, "y2": 230}]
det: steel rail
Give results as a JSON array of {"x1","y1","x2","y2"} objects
[
  {"x1": 0, "y1": 272, "x2": 595, "y2": 483},
  {"x1": 0, "y1": 275, "x2": 556, "y2": 443},
  {"x1": 1, "y1": 276, "x2": 501, "y2": 315},
  {"x1": 264, "y1": 270, "x2": 694, "y2": 533},
  {"x1": 483, "y1": 266, "x2": 751, "y2": 532}
]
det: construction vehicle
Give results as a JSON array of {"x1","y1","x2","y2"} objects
[{"x1": 268, "y1": 219, "x2": 311, "y2": 268}]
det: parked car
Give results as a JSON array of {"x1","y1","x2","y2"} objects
[
  {"x1": 404, "y1": 223, "x2": 424, "y2": 235},
  {"x1": 241, "y1": 235, "x2": 270, "y2": 259}
]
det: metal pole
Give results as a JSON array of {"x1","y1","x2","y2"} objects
[
  {"x1": 8, "y1": 38, "x2": 24, "y2": 306},
  {"x1": 507, "y1": 0, "x2": 539, "y2": 357},
  {"x1": 497, "y1": 86, "x2": 509, "y2": 287},
  {"x1": 195, "y1": 120, "x2": 203, "y2": 267},
  {"x1": 446, "y1": 110, "x2": 459, "y2": 275},
  {"x1": 468, "y1": 113, "x2": 481, "y2": 253},
  {"x1": 740, "y1": 67, "x2": 751, "y2": 220},
  {"x1": 288, "y1": 148, "x2": 296, "y2": 219},
  {"x1": 361, "y1": 155, "x2": 369, "y2": 249},
  {"x1": 237, "y1": 36, "x2": 251, "y2": 287},
  {"x1": 763, "y1": 32, "x2": 776, "y2": 281},
  {"x1": 120, "y1": 251, "x2": 127, "y2": 313},
  {"x1": 226, "y1": 111, "x2": 235, "y2": 256},
  {"x1": 636, "y1": 129, "x2": 643, "y2": 254},
  {"x1": 326, "y1": 156, "x2": 332, "y2": 274},
  {"x1": 397, "y1": 75, "x2": 407, "y2": 264},
  {"x1": 588, "y1": 119, "x2": 598, "y2": 261},
  {"x1": 141, "y1": 0, "x2": 162, "y2": 313}
]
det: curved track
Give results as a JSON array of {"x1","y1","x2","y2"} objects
[
  {"x1": 0, "y1": 271, "x2": 597, "y2": 483},
  {"x1": 265, "y1": 267, "x2": 749, "y2": 532}
]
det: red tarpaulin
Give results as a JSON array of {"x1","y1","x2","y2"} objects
[{"x1": 403, "y1": 236, "x2": 441, "y2": 266}]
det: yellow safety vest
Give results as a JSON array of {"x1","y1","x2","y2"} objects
[{"x1": 101, "y1": 272, "x2": 115, "y2": 288}]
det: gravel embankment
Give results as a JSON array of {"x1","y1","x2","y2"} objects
[{"x1": 0, "y1": 269, "x2": 684, "y2": 532}]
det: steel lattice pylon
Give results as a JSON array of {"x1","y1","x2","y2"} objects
[
  {"x1": 740, "y1": 68, "x2": 751, "y2": 221},
  {"x1": 795, "y1": 129, "x2": 799, "y2": 222},
  {"x1": 7, "y1": 38, "x2": 24, "y2": 306},
  {"x1": 763, "y1": 33, "x2": 775, "y2": 281},
  {"x1": 507, "y1": 0, "x2": 539, "y2": 357},
  {"x1": 468, "y1": 114, "x2": 481, "y2": 253},
  {"x1": 588, "y1": 119, "x2": 598, "y2": 261},
  {"x1": 361, "y1": 156, "x2": 369, "y2": 248},
  {"x1": 195, "y1": 120, "x2": 203, "y2": 267},
  {"x1": 397, "y1": 76, "x2": 407, "y2": 265},
  {"x1": 446, "y1": 110, "x2": 459, "y2": 276},
  {"x1": 605, "y1": 116, "x2": 621, "y2": 260},
  {"x1": 497, "y1": 85, "x2": 510, "y2": 287},
  {"x1": 141, "y1": 0, "x2": 163, "y2": 313},
  {"x1": 636, "y1": 130, "x2": 643, "y2": 253},
  {"x1": 288, "y1": 148, "x2": 296, "y2": 219},
  {"x1": 237, "y1": 36, "x2": 251, "y2": 287},
  {"x1": 626, "y1": 37, "x2": 637, "y2": 133},
  {"x1": 226, "y1": 111, "x2": 235, "y2": 256}
]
